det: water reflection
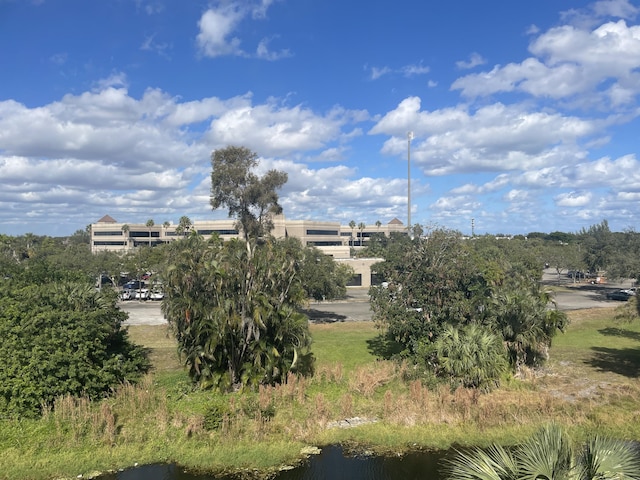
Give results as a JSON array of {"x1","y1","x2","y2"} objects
[{"x1": 98, "y1": 445, "x2": 449, "y2": 480}]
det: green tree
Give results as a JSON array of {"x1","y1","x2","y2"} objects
[
  {"x1": 146, "y1": 218, "x2": 155, "y2": 247},
  {"x1": 210, "y1": 146, "x2": 287, "y2": 247},
  {"x1": 0, "y1": 281, "x2": 150, "y2": 417},
  {"x1": 370, "y1": 228, "x2": 484, "y2": 353},
  {"x1": 121, "y1": 224, "x2": 130, "y2": 248},
  {"x1": 175, "y1": 216, "x2": 192, "y2": 237},
  {"x1": 349, "y1": 220, "x2": 356, "y2": 246},
  {"x1": 579, "y1": 220, "x2": 613, "y2": 274},
  {"x1": 445, "y1": 423, "x2": 640, "y2": 480},
  {"x1": 161, "y1": 235, "x2": 313, "y2": 390},
  {"x1": 296, "y1": 241, "x2": 354, "y2": 300},
  {"x1": 358, "y1": 222, "x2": 366, "y2": 246},
  {"x1": 489, "y1": 287, "x2": 568, "y2": 370},
  {"x1": 417, "y1": 323, "x2": 507, "y2": 391},
  {"x1": 163, "y1": 147, "x2": 313, "y2": 390}
]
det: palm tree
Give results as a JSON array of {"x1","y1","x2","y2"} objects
[
  {"x1": 357, "y1": 222, "x2": 366, "y2": 247},
  {"x1": 444, "y1": 423, "x2": 640, "y2": 480},
  {"x1": 121, "y1": 224, "x2": 130, "y2": 249},
  {"x1": 145, "y1": 219, "x2": 154, "y2": 247},
  {"x1": 420, "y1": 323, "x2": 508, "y2": 391},
  {"x1": 490, "y1": 287, "x2": 567, "y2": 371},
  {"x1": 349, "y1": 220, "x2": 356, "y2": 247},
  {"x1": 162, "y1": 221, "x2": 170, "y2": 244},
  {"x1": 375, "y1": 220, "x2": 382, "y2": 231},
  {"x1": 176, "y1": 216, "x2": 192, "y2": 237}
]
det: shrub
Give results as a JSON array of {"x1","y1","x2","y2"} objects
[{"x1": 0, "y1": 282, "x2": 150, "y2": 418}]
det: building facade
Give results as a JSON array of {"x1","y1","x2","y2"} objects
[{"x1": 90, "y1": 214, "x2": 406, "y2": 287}]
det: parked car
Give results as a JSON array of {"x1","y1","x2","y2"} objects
[
  {"x1": 120, "y1": 289, "x2": 134, "y2": 301},
  {"x1": 123, "y1": 280, "x2": 145, "y2": 290},
  {"x1": 134, "y1": 289, "x2": 150, "y2": 300},
  {"x1": 606, "y1": 290, "x2": 634, "y2": 301},
  {"x1": 149, "y1": 290, "x2": 164, "y2": 301}
]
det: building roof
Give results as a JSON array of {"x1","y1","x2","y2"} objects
[
  {"x1": 97, "y1": 214, "x2": 117, "y2": 223},
  {"x1": 388, "y1": 218, "x2": 404, "y2": 225}
]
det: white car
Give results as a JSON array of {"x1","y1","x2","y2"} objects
[
  {"x1": 149, "y1": 290, "x2": 164, "y2": 301},
  {"x1": 120, "y1": 289, "x2": 134, "y2": 301},
  {"x1": 134, "y1": 289, "x2": 150, "y2": 300}
]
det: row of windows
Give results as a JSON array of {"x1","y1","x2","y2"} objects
[
  {"x1": 93, "y1": 231, "x2": 123, "y2": 236},
  {"x1": 93, "y1": 241, "x2": 127, "y2": 246},
  {"x1": 129, "y1": 231, "x2": 161, "y2": 238},
  {"x1": 306, "y1": 241, "x2": 343, "y2": 246},
  {"x1": 305, "y1": 229, "x2": 339, "y2": 236},
  {"x1": 197, "y1": 229, "x2": 239, "y2": 235}
]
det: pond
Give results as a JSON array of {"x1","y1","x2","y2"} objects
[{"x1": 98, "y1": 445, "x2": 450, "y2": 480}]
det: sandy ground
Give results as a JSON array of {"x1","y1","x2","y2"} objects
[{"x1": 120, "y1": 271, "x2": 636, "y2": 326}]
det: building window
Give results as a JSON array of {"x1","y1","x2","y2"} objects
[
  {"x1": 93, "y1": 231, "x2": 123, "y2": 236},
  {"x1": 196, "y1": 229, "x2": 239, "y2": 235},
  {"x1": 347, "y1": 274, "x2": 362, "y2": 287},
  {"x1": 306, "y1": 229, "x2": 339, "y2": 236},
  {"x1": 93, "y1": 241, "x2": 127, "y2": 246},
  {"x1": 306, "y1": 241, "x2": 342, "y2": 246}
]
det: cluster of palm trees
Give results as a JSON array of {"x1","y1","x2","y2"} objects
[{"x1": 348, "y1": 219, "x2": 383, "y2": 247}]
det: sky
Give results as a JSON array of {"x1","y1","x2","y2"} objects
[{"x1": 1, "y1": 0, "x2": 640, "y2": 237}]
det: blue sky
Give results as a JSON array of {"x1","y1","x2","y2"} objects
[{"x1": 1, "y1": 0, "x2": 640, "y2": 236}]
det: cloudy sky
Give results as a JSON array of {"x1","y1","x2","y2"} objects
[{"x1": 1, "y1": 0, "x2": 640, "y2": 236}]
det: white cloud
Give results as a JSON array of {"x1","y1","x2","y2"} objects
[
  {"x1": 0, "y1": 77, "x2": 398, "y2": 233},
  {"x1": 256, "y1": 37, "x2": 291, "y2": 60},
  {"x1": 196, "y1": 1, "x2": 288, "y2": 59},
  {"x1": 401, "y1": 61, "x2": 430, "y2": 77},
  {"x1": 205, "y1": 100, "x2": 360, "y2": 156},
  {"x1": 455, "y1": 52, "x2": 486, "y2": 70},
  {"x1": 197, "y1": 5, "x2": 244, "y2": 57},
  {"x1": 369, "y1": 62, "x2": 430, "y2": 80},
  {"x1": 370, "y1": 96, "x2": 598, "y2": 175},
  {"x1": 555, "y1": 191, "x2": 593, "y2": 207},
  {"x1": 371, "y1": 66, "x2": 391, "y2": 80},
  {"x1": 452, "y1": 19, "x2": 640, "y2": 108}
]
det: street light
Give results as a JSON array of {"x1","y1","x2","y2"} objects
[{"x1": 407, "y1": 131, "x2": 414, "y2": 236}]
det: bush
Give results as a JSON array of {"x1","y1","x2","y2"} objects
[
  {"x1": 0, "y1": 282, "x2": 150, "y2": 418},
  {"x1": 417, "y1": 324, "x2": 508, "y2": 391}
]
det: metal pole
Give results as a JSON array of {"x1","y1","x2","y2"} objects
[{"x1": 407, "y1": 131, "x2": 413, "y2": 236}]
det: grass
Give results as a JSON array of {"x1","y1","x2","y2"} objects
[{"x1": 2, "y1": 307, "x2": 640, "y2": 480}]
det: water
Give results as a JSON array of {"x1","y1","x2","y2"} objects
[{"x1": 98, "y1": 445, "x2": 450, "y2": 480}]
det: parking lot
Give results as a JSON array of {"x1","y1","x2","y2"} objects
[{"x1": 121, "y1": 272, "x2": 637, "y2": 326}]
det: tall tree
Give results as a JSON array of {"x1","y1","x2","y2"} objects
[
  {"x1": 161, "y1": 235, "x2": 312, "y2": 390},
  {"x1": 162, "y1": 146, "x2": 313, "y2": 391},
  {"x1": 358, "y1": 222, "x2": 366, "y2": 247},
  {"x1": 175, "y1": 216, "x2": 192, "y2": 237},
  {"x1": 121, "y1": 224, "x2": 130, "y2": 248},
  {"x1": 349, "y1": 220, "x2": 356, "y2": 247},
  {"x1": 210, "y1": 146, "x2": 287, "y2": 250},
  {"x1": 145, "y1": 219, "x2": 155, "y2": 247}
]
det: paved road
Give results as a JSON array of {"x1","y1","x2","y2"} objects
[
  {"x1": 121, "y1": 274, "x2": 636, "y2": 325},
  {"x1": 121, "y1": 288, "x2": 373, "y2": 325}
]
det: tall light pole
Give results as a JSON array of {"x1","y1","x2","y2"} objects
[{"x1": 407, "y1": 131, "x2": 414, "y2": 236}]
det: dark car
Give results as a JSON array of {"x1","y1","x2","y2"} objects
[
  {"x1": 606, "y1": 290, "x2": 633, "y2": 301},
  {"x1": 123, "y1": 280, "x2": 144, "y2": 290}
]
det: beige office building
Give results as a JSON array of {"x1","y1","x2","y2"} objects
[{"x1": 90, "y1": 214, "x2": 406, "y2": 287}]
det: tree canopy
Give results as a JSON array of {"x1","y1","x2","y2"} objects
[
  {"x1": 0, "y1": 280, "x2": 149, "y2": 418},
  {"x1": 161, "y1": 234, "x2": 313, "y2": 390},
  {"x1": 210, "y1": 146, "x2": 287, "y2": 243},
  {"x1": 370, "y1": 227, "x2": 568, "y2": 389}
]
